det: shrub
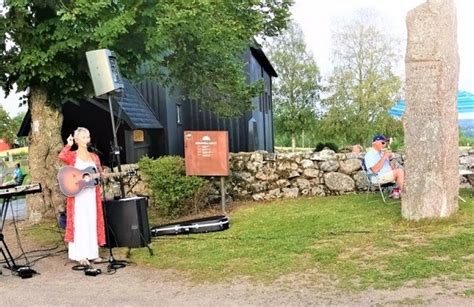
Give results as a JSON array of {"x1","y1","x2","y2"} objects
[
  {"x1": 138, "y1": 156, "x2": 208, "y2": 217},
  {"x1": 388, "y1": 138, "x2": 404, "y2": 152},
  {"x1": 314, "y1": 142, "x2": 325, "y2": 152},
  {"x1": 323, "y1": 142, "x2": 339, "y2": 152},
  {"x1": 459, "y1": 135, "x2": 474, "y2": 147},
  {"x1": 314, "y1": 142, "x2": 339, "y2": 152}
]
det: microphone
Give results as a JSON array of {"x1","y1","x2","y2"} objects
[{"x1": 87, "y1": 143, "x2": 102, "y2": 155}]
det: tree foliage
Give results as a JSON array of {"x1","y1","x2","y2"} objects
[
  {"x1": 0, "y1": 107, "x2": 23, "y2": 145},
  {"x1": 0, "y1": 106, "x2": 12, "y2": 142},
  {"x1": 10, "y1": 111, "x2": 27, "y2": 146},
  {"x1": 0, "y1": 0, "x2": 293, "y2": 115},
  {"x1": 320, "y1": 11, "x2": 403, "y2": 146},
  {"x1": 0, "y1": 0, "x2": 293, "y2": 220},
  {"x1": 264, "y1": 21, "x2": 321, "y2": 149}
]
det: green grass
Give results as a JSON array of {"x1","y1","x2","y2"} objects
[
  {"x1": 463, "y1": 288, "x2": 474, "y2": 297},
  {"x1": 23, "y1": 219, "x2": 66, "y2": 246},
  {"x1": 139, "y1": 190, "x2": 474, "y2": 289},
  {"x1": 26, "y1": 190, "x2": 474, "y2": 290}
]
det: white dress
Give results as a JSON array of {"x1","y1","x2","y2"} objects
[{"x1": 68, "y1": 157, "x2": 98, "y2": 261}]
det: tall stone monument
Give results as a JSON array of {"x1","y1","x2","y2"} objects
[{"x1": 402, "y1": 0, "x2": 459, "y2": 220}]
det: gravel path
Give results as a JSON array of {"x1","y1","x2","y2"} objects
[{"x1": 1, "y1": 221, "x2": 473, "y2": 306}]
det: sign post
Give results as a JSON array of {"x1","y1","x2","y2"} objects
[{"x1": 184, "y1": 131, "x2": 229, "y2": 213}]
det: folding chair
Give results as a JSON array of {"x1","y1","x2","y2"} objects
[
  {"x1": 360, "y1": 159, "x2": 396, "y2": 203},
  {"x1": 1, "y1": 172, "x2": 27, "y2": 187}
]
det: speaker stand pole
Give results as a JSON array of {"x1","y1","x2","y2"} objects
[
  {"x1": 125, "y1": 245, "x2": 154, "y2": 258},
  {"x1": 107, "y1": 93, "x2": 125, "y2": 198},
  {"x1": 103, "y1": 201, "x2": 126, "y2": 271},
  {"x1": 146, "y1": 244, "x2": 154, "y2": 256}
]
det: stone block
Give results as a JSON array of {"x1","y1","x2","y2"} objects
[
  {"x1": 319, "y1": 160, "x2": 339, "y2": 172},
  {"x1": 339, "y1": 158, "x2": 362, "y2": 174},
  {"x1": 302, "y1": 168, "x2": 319, "y2": 178},
  {"x1": 323, "y1": 172, "x2": 355, "y2": 192},
  {"x1": 282, "y1": 187, "x2": 299, "y2": 198},
  {"x1": 403, "y1": 0, "x2": 459, "y2": 219}
]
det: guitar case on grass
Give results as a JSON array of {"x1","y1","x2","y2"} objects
[{"x1": 150, "y1": 215, "x2": 230, "y2": 236}]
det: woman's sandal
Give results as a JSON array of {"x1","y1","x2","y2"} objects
[{"x1": 79, "y1": 259, "x2": 90, "y2": 266}]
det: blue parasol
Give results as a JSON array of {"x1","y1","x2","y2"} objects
[{"x1": 389, "y1": 91, "x2": 474, "y2": 118}]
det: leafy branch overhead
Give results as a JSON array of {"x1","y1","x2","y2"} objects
[{"x1": 0, "y1": 0, "x2": 293, "y2": 116}]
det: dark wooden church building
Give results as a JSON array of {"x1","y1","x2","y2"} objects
[{"x1": 19, "y1": 47, "x2": 277, "y2": 166}]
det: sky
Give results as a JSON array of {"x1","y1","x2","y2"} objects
[
  {"x1": 291, "y1": 0, "x2": 474, "y2": 92},
  {"x1": 1, "y1": 0, "x2": 473, "y2": 117}
]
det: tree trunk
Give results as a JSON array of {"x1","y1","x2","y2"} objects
[
  {"x1": 291, "y1": 134, "x2": 296, "y2": 152},
  {"x1": 27, "y1": 87, "x2": 64, "y2": 223}
]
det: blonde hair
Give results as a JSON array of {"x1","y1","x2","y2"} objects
[{"x1": 73, "y1": 127, "x2": 89, "y2": 142}]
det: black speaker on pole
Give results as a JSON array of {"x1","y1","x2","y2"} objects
[{"x1": 104, "y1": 197, "x2": 150, "y2": 248}]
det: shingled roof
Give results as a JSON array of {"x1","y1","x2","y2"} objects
[
  {"x1": 86, "y1": 78, "x2": 162, "y2": 130},
  {"x1": 17, "y1": 79, "x2": 162, "y2": 137}
]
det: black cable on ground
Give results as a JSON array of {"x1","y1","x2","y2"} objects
[
  {"x1": 71, "y1": 264, "x2": 90, "y2": 271},
  {"x1": 71, "y1": 264, "x2": 102, "y2": 276},
  {"x1": 70, "y1": 259, "x2": 135, "y2": 276},
  {"x1": 0, "y1": 246, "x2": 66, "y2": 266},
  {"x1": 106, "y1": 260, "x2": 127, "y2": 274},
  {"x1": 26, "y1": 248, "x2": 67, "y2": 266},
  {"x1": 3, "y1": 203, "x2": 69, "y2": 269},
  {"x1": 10, "y1": 199, "x2": 32, "y2": 267}
]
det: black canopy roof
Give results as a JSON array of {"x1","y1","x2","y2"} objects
[{"x1": 18, "y1": 79, "x2": 162, "y2": 137}]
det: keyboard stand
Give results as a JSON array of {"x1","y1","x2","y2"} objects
[
  {"x1": 0, "y1": 183, "x2": 42, "y2": 278},
  {"x1": 0, "y1": 196, "x2": 19, "y2": 271}
]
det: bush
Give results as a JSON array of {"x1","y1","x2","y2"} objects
[
  {"x1": 388, "y1": 138, "x2": 404, "y2": 152},
  {"x1": 459, "y1": 135, "x2": 474, "y2": 147},
  {"x1": 138, "y1": 156, "x2": 209, "y2": 217},
  {"x1": 324, "y1": 142, "x2": 339, "y2": 152},
  {"x1": 314, "y1": 142, "x2": 339, "y2": 152}
]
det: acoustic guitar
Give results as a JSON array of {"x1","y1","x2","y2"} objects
[{"x1": 57, "y1": 165, "x2": 135, "y2": 197}]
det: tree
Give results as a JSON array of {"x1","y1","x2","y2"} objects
[
  {"x1": 264, "y1": 21, "x2": 322, "y2": 150},
  {"x1": 0, "y1": 107, "x2": 25, "y2": 146},
  {"x1": 320, "y1": 10, "x2": 403, "y2": 146},
  {"x1": 10, "y1": 112, "x2": 27, "y2": 147},
  {"x1": 0, "y1": 105, "x2": 13, "y2": 142},
  {"x1": 0, "y1": 0, "x2": 292, "y2": 221}
]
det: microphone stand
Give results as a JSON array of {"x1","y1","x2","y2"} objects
[
  {"x1": 107, "y1": 93, "x2": 125, "y2": 198},
  {"x1": 102, "y1": 92, "x2": 127, "y2": 271}
]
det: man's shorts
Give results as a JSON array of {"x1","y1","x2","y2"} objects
[{"x1": 371, "y1": 170, "x2": 395, "y2": 184}]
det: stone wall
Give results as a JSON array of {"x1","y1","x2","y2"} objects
[
  {"x1": 212, "y1": 148, "x2": 474, "y2": 202},
  {"x1": 125, "y1": 148, "x2": 474, "y2": 203}
]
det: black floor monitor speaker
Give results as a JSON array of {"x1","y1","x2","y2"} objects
[{"x1": 104, "y1": 196, "x2": 150, "y2": 248}]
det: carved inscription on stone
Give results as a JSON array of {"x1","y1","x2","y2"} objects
[{"x1": 405, "y1": 61, "x2": 441, "y2": 118}]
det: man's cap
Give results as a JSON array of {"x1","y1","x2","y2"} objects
[{"x1": 372, "y1": 134, "x2": 389, "y2": 142}]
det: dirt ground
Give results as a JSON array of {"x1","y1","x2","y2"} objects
[{"x1": 1, "y1": 221, "x2": 473, "y2": 306}]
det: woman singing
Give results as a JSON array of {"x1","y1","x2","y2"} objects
[{"x1": 58, "y1": 127, "x2": 105, "y2": 266}]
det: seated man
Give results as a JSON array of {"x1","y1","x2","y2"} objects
[
  {"x1": 2, "y1": 163, "x2": 25, "y2": 186},
  {"x1": 364, "y1": 134, "x2": 404, "y2": 199},
  {"x1": 13, "y1": 163, "x2": 25, "y2": 185}
]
